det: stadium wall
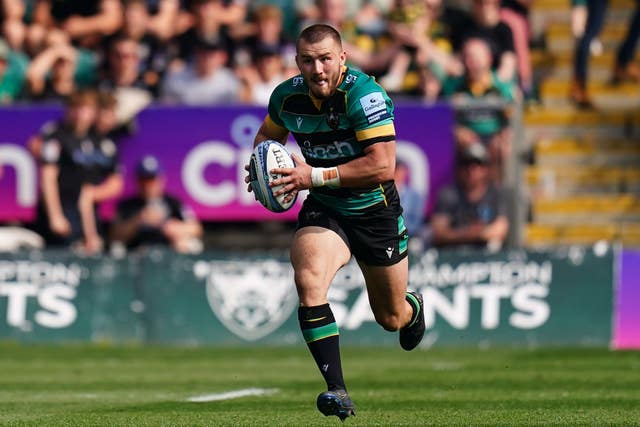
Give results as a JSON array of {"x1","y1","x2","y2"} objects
[{"x1": 0, "y1": 246, "x2": 632, "y2": 349}]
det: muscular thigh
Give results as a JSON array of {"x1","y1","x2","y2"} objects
[
  {"x1": 358, "y1": 257, "x2": 409, "y2": 317},
  {"x1": 290, "y1": 226, "x2": 351, "y2": 306}
]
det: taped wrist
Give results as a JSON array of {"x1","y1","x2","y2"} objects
[{"x1": 311, "y1": 167, "x2": 341, "y2": 188}]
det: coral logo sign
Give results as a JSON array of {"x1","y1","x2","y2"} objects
[{"x1": 0, "y1": 261, "x2": 80, "y2": 330}]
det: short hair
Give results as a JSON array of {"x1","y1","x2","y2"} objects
[
  {"x1": 296, "y1": 24, "x2": 342, "y2": 51},
  {"x1": 65, "y1": 89, "x2": 98, "y2": 108}
]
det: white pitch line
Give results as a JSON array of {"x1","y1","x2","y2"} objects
[{"x1": 186, "y1": 388, "x2": 279, "y2": 402}]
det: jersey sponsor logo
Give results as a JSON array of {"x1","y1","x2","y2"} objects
[
  {"x1": 359, "y1": 92, "x2": 386, "y2": 118},
  {"x1": 366, "y1": 111, "x2": 391, "y2": 124},
  {"x1": 344, "y1": 74, "x2": 358, "y2": 84},
  {"x1": 301, "y1": 140, "x2": 358, "y2": 160},
  {"x1": 292, "y1": 76, "x2": 304, "y2": 86}
]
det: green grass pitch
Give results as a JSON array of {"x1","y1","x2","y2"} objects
[{"x1": 1, "y1": 343, "x2": 639, "y2": 426}]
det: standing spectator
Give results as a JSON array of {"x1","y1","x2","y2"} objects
[
  {"x1": 611, "y1": 0, "x2": 640, "y2": 84},
  {"x1": 394, "y1": 160, "x2": 425, "y2": 237},
  {"x1": 430, "y1": 143, "x2": 509, "y2": 251},
  {"x1": 28, "y1": 0, "x2": 123, "y2": 51},
  {"x1": 111, "y1": 155, "x2": 203, "y2": 253},
  {"x1": 500, "y1": 0, "x2": 534, "y2": 98},
  {"x1": 570, "y1": 0, "x2": 607, "y2": 108},
  {"x1": 0, "y1": 37, "x2": 28, "y2": 103},
  {"x1": 161, "y1": 36, "x2": 240, "y2": 104},
  {"x1": 33, "y1": 90, "x2": 123, "y2": 253}
]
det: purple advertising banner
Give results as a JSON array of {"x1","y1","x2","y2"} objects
[
  {"x1": 0, "y1": 104, "x2": 454, "y2": 221},
  {"x1": 613, "y1": 249, "x2": 640, "y2": 349}
]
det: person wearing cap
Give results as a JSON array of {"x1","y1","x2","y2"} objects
[
  {"x1": 430, "y1": 142, "x2": 509, "y2": 251},
  {"x1": 0, "y1": 37, "x2": 28, "y2": 104},
  {"x1": 111, "y1": 156, "x2": 203, "y2": 253},
  {"x1": 160, "y1": 35, "x2": 240, "y2": 104}
]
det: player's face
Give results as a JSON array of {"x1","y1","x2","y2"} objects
[{"x1": 296, "y1": 37, "x2": 346, "y2": 99}]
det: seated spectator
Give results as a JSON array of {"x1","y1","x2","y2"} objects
[
  {"x1": 111, "y1": 155, "x2": 203, "y2": 253},
  {"x1": 380, "y1": 0, "x2": 459, "y2": 93},
  {"x1": 431, "y1": 37, "x2": 516, "y2": 183},
  {"x1": 430, "y1": 143, "x2": 509, "y2": 251},
  {"x1": 117, "y1": 0, "x2": 170, "y2": 91},
  {"x1": 28, "y1": 0, "x2": 123, "y2": 51},
  {"x1": 449, "y1": 0, "x2": 517, "y2": 84},
  {"x1": 100, "y1": 34, "x2": 157, "y2": 97},
  {"x1": 0, "y1": 37, "x2": 28, "y2": 103},
  {"x1": 395, "y1": 159, "x2": 425, "y2": 237},
  {"x1": 232, "y1": 4, "x2": 297, "y2": 77},
  {"x1": 2, "y1": 0, "x2": 28, "y2": 50},
  {"x1": 161, "y1": 36, "x2": 240, "y2": 105},
  {"x1": 26, "y1": 43, "x2": 98, "y2": 102},
  {"x1": 145, "y1": 0, "x2": 180, "y2": 41},
  {"x1": 32, "y1": 90, "x2": 123, "y2": 254},
  {"x1": 237, "y1": 43, "x2": 286, "y2": 105},
  {"x1": 303, "y1": 0, "x2": 399, "y2": 76},
  {"x1": 173, "y1": 0, "x2": 234, "y2": 66}
]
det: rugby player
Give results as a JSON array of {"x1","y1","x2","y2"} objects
[{"x1": 245, "y1": 24, "x2": 425, "y2": 420}]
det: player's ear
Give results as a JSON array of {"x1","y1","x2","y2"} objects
[{"x1": 339, "y1": 50, "x2": 346, "y2": 66}]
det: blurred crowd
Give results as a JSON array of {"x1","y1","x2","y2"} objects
[
  {"x1": 0, "y1": 0, "x2": 533, "y2": 254},
  {"x1": 0, "y1": 0, "x2": 527, "y2": 106}
]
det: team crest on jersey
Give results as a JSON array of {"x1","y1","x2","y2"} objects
[
  {"x1": 194, "y1": 260, "x2": 298, "y2": 341},
  {"x1": 326, "y1": 107, "x2": 340, "y2": 130}
]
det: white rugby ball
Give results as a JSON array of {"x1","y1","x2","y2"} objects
[{"x1": 249, "y1": 140, "x2": 297, "y2": 212}]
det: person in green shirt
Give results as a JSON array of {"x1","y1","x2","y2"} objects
[
  {"x1": 245, "y1": 23, "x2": 425, "y2": 421},
  {"x1": 0, "y1": 37, "x2": 28, "y2": 103}
]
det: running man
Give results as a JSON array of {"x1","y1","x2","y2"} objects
[{"x1": 245, "y1": 24, "x2": 425, "y2": 420}]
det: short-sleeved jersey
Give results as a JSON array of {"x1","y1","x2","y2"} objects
[{"x1": 266, "y1": 67, "x2": 397, "y2": 216}]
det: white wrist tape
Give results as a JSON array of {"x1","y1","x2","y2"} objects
[{"x1": 311, "y1": 167, "x2": 341, "y2": 188}]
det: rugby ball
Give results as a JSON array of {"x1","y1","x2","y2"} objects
[{"x1": 249, "y1": 140, "x2": 297, "y2": 212}]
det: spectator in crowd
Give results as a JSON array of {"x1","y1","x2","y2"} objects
[
  {"x1": 101, "y1": 34, "x2": 157, "y2": 96},
  {"x1": 232, "y1": 4, "x2": 297, "y2": 77},
  {"x1": 117, "y1": 0, "x2": 171, "y2": 91},
  {"x1": 430, "y1": 142, "x2": 509, "y2": 251},
  {"x1": 26, "y1": 43, "x2": 98, "y2": 101},
  {"x1": 33, "y1": 90, "x2": 123, "y2": 254},
  {"x1": 500, "y1": 0, "x2": 534, "y2": 98},
  {"x1": 394, "y1": 160, "x2": 425, "y2": 237},
  {"x1": 380, "y1": 0, "x2": 459, "y2": 93},
  {"x1": 611, "y1": 0, "x2": 640, "y2": 84},
  {"x1": 431, "y1": 37, "x2": 516, "y2": 183},
  {"x1": 145, "y1": 0, "x2": 180, "y2": 41},
  {"x1": 1, "y1": 0, "x2": 28, "y2": 50},
  {"x1": 161, "y1": 36, "x2": 240, "y2": 104},
  {"x1": 570, "y1": 0, "x2": 607, "y2": 108},
  {"x1": 451, "y1": 0, "x2": 517, "y2": 84},
  {"x1": 111, "y1": 155, "x2": 203, "y2": 253},
  {"x1": 28, "y1": 0, "x2": 123, "y2": 51},
  {"x1": 173, "y1": 0, "x2": 235, "y2": 65},
  {"x1": 303, "y1": 0, "x2": 399, "y2": 76},
  {"x1": 237, "y1": 42, "x2": 286, "y2": 105},
  {"x1": 0, "y1": 36, "x2": 28, "y2": 103}
]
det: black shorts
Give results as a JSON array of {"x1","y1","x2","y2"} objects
[{"x1": 296, "y1": 195, "x2": 409, "y2": 266}]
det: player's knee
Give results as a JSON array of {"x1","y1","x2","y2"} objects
[{"x1": 375, "y1": 312, "x2": 404, "y2": 332}]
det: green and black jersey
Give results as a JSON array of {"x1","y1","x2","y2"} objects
[{"x1": 264, "y1": 67, "x2": 398, "y2": 216}]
